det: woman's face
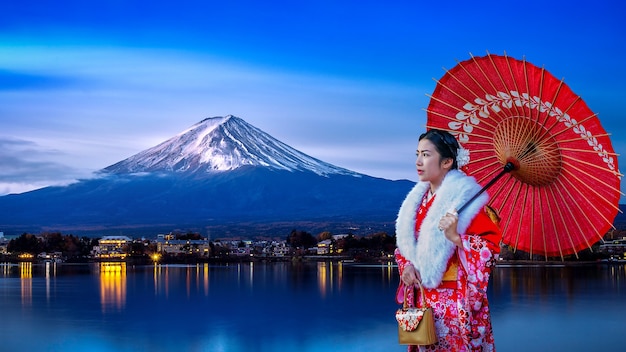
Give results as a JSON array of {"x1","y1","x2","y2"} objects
[{"x1": 415, "y1": 138, "x2": 451, "y2": 184}]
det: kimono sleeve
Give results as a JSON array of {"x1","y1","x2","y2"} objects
[
  {"x1": 458, "y1": 208, "x2": 501, "y2": 311},
  {"x1": 394, "y1": 247, "x2": 412, "y2": 275},
  {"x1": 394, "y1": 248, "x2": 413, "y2": 305}
]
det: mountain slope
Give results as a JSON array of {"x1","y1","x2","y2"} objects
[
  {"x1": 0, "y1": 115, "x2": 413, "y2": 237},
  {"x1": 104, "y1": 115, "x2": 360, "y2": 177}
]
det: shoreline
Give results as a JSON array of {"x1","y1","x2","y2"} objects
[{"x1": 2, "y1": 257, "x2": 624, "y2": 267}]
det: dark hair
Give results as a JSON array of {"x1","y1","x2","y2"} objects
[{"x1": 419, "y1": 129, "x2": 459, "y2": 169}]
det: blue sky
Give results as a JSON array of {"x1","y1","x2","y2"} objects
[{"x1": 1, "y1": 0, "x2": 625, "y2": 198}]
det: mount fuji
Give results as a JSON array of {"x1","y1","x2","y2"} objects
[
  {"x1": 104, "y1": 115, "x2": 360, "y2": 177},
  {"x1": 0, "y1": 116, "x2": 414, "y2": 237}
]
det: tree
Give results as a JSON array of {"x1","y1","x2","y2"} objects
[
  {"x1": 209, "y1": 241, "x2": 229, "y2": 258},
  {"x1": 42, "y1": 232, "x2": 64, "y2": 252},
  {"x1": 362, "y1": 232, "x2": 395, "y2": 255},
  {"x1": 286, "y1": 229, "x2": 316, "y2": 249},
  {"x1": 61, "y1": 235, "x2": 80, "y2": 256},
  {"x1": 8, "y1": 233, "x2": 42, "y2": 254},
  {"x1": 336, "y1": 234, "x2": 358, "y2": 252},
  {"x1": 317, "y1": 231, "x2": 333, "y2": 242}
]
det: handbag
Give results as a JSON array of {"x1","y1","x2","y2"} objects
[{"x1": 395, "y1": 281, "x2": 437, "y2": 345}]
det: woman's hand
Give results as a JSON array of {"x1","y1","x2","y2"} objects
[
  {"x1": 401, "y1": 263, "x2": 421, "y2": 286},
  {"x1": 439, "y1": 209, "x2": 462, "y2": 248}
]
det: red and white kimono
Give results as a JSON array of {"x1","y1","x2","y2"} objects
[{"x1": 395, "y1": 170, "x2": 501, "y2": 352}]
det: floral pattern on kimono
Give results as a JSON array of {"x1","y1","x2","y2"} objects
[{"x1": 395, "y1": 202, "x2": 500, "y2": 352}]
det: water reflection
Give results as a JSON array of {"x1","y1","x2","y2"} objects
[
  {"x1": 491, "y1": 263, "x2": 626, "y2": 305},
  {"x1": 20, "y1": 262, "x2": 32, "y2": 307},
  {"x1": 0, "y1": 261, "x2": 625, "y2": 351},
  {"x1": 146, "y1": 261, "x2": 398, "y2": 299},
  {"x1": 607, "y1": 264, "x2": 625, "y2": 287},
  {"x1": 317, "y1": 262, "x2": 327, "y2": 296},
  {"x1": 45, "y1": 261, "x2": 57, "y2": 303},
  {"x1": 382, "y1": 261, "x2": 395, "y2": 284},
  {"x1": 201, "y1": 263, "x2": 209, "y2": 294},
  {"x1": 317, "y1": 261, "x2": 343, "y2": 297},
  {"x1": 230, "y1": 262, "x2": 255, "y2": 289},
  {"x1": 98, "y1": 262, "x2": 127, "y2": 311},
  {"x1": 1, "y1": 263, "x2": 10, "y2": 276}
]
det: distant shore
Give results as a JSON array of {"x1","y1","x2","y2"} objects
[{"x1": 2, "y1": 256, "x2": 624, "y2": 266}]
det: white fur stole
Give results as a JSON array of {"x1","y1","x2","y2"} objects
[{"x1": 395, "y1": 170, "x2": 488, "y2": 288}]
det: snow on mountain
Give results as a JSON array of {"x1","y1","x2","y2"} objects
[{"x1": 103, "y1": 115, "x2": 361, "y2": 177}]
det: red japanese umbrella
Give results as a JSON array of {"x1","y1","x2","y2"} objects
[{"x1": 426, "y1": 52, "x2": 622, "y2": 260}]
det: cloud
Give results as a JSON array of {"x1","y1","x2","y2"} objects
[{"x1": 0, "y1": 138, "x2": 90, "y2": 195}]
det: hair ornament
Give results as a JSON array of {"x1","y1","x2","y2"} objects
[{"x1": 456, "y1": 147, "x2": 470, "y2": 168}]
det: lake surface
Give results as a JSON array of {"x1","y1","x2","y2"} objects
[{"x1": 0, "y1": 261, "x2": 624, "y2": 352}]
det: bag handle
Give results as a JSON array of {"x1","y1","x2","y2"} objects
[{"x1": 403, "y1": 280, "x2": 427, "y2": 309}]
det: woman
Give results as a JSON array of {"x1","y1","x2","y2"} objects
[{"x1": 395, "y1": 129, "x2": 501, "y2": 351}]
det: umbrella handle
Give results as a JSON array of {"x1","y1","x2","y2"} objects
[{"x1": 457, "y1": 161, "x2": 516, "y2": 215}]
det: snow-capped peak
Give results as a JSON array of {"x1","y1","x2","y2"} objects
[{"x1": 103, "y1": 115, "x2": 361, "y2": 177}]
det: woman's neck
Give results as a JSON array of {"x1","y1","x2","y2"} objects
[
  {"x1": 427, "y1": 184, "x2": 439, "y2": 202},
  {"x1": 429, "y1": 169, "x2": 450, "y2": 194},
  {"x1": 429, "y1": 182, "x2": 441, "y2": 195}
]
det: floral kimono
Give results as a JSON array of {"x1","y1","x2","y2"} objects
[{"x1": 395, "y1": 170, "x2": 501, "y2": 351}]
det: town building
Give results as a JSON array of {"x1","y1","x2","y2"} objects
[
  {"x1": 92, "y1": 236, "x2": 132, "y2": 260},
  {"x1": 155, "y1": 234, "x2": 210, "y2": 257},
  {"x1": 0, "y1": 232, "x2": 7, "y2": 254},
  {"x1": 599, "y1": 237, "x2": 626, "y2": 260},
  {"x1": 317, "y1": 239, "x2": 333, "y2": 255},
  {"x1": 266, "y1": 241, "x2": 291, "y2": 257}
]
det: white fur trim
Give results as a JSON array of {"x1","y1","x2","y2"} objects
[{"x1": 395, "y1": 170, "x2": 488, "y2": 288}]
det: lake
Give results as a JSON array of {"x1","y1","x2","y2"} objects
[{"x1": 0, "y1": 261, "x2": 624, "y2": 352}]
